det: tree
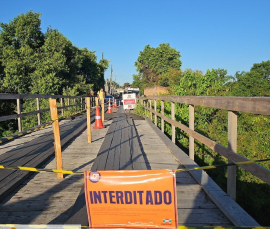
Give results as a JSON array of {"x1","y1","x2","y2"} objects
[
  {"x1": 231, "y1": 61, "x2": 270, "y2": 96},
  {"x1": 134, "y1": 43, "x2": 182, "y2": 86},
  {"x1": 0, "y1": 11, "x2": 109, "y2": 136},
  {"x1": 0, "y1": 11, "x2": 45, "y2": 93},
  {"x1": 123, "y1": 82, "x2": 130, "y2": 88},
  {"x1": 158, "y1": 68, "x2": 182, "y2": 87}
]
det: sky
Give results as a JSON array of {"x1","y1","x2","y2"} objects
[{"x1": 1, "y1": 0, "x2": 270, "y2": 86}]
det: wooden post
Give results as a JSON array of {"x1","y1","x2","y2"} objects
[
  {"x1": 86, "y1": 97, "x2": 92, "y2": 143},
  {"x1": 49, "y1": 98, "x2": 63, "y2": 179},
  {"x1": 60, "y1": 98, "x2": 64, "y2": 117},
  {"x1": 36, "y1": 98, "x2": 41, "y2": 125},
  {"x1": 171, "y1": 102, "x2": 175, "y2": 143},
  {"x1": 228, "y1": 111, "x2": 237, "y2": 200},
  {"x1": 17, "y1": 98, "x2": 22, "y2": 132},
  {"x1": 81, "y1": 97, "x2": 83, "y2": 110},
  {"x1": 67, "y1": 98, "x2": 70, "y2": 110},
  {"x1": 154, "y1": 100, "x2": 157, "y2": 126},
  {"x1": 150, "y1": 100, "x2": 152, "y2": 121},
  {"x1": 74, "y1": 99, "x2": 77, "y2": 112},
  {"x1": 161, "y1": 100, "x2": 164, "y2": 133},
  {"x1": 101, "y1": 98, "x2": 104, "y2": 123},
  {"x1": 189, "y1": 104, "x2": 194, "y2": 160},
  {"x1": 144, "y1": 101, "x2": 146, "y2": 116}
]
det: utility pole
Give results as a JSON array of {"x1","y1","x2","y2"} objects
[{"x1": 110, "y1": 65, "x2": 113, "y2": 94}]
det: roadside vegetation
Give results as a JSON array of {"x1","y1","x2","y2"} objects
[
  {"x1": 133, "y1": 43, "x2": 270, "y2": 225},
  {"x1": 0, "y1": 11, "x2": 109, "y2": 135}
]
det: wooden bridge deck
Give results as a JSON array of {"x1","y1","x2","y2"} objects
[{"x1": 0, "y1": 106, "x2": 259, "y2": 226}]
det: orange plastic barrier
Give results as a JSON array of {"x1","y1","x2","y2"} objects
[{"x1": 84, "y1": 170, "x2": 177, "y2": 228}]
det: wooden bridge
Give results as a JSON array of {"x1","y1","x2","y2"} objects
[{"x1": 0, "y1": 93, "x2": 269, "y2": 227}]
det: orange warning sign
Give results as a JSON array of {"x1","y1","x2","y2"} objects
[{"x1": 84, "y1": 170, "x2": 178, "y2": 228}]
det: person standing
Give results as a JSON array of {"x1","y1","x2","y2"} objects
[{"x1": 97, "y1": 88, "x2": 104, "y2": 106}]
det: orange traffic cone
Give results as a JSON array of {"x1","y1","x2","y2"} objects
[
  {"x1": 114, "y1": 100, "x2": 117, "y2": 107},
  {"x1": 93, "y1": 106, "x2": 104, "y2": 129},
  {"x1": 112, "y1": 99, "x2": 116, "y2": 108},
  {"x1": 107, "y1": 102, "x2": 112, "y2": 113}
]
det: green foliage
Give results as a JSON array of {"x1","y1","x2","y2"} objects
[
  {"x1": 134, "y1": 43, "x2": 181, "y2": 89},
  {"x1": 136, "y1": 54, "x2": 270, "y2": 224},
  {"x1": 0, "y1": 11, "x2": 109, "y2": 136}
]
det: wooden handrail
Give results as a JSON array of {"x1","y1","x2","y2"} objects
[
  {"x1": 0, "y1": 93, "x2": 96, "y2": 132},
  {"x1": 140, "y1": 95, "x2": 270, "y2": 200},
  {"x1": 0, "y1": 93, "x2": 88, "y2": 99},
  {"x1": 140, "y1": 95, "x2": 270, "y2": 115}
]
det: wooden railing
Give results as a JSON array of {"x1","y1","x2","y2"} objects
[
  {"x1": 140, "y1": 95, "x2": 270, "y2": 200},
  {"x1": 0, "y1": 93, "x2": 96, "y2": 132}
]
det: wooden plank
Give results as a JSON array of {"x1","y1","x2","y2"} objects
[
  {"x1": 17, "y1": 98, "x2": 22, "y2": 132},
  {"x1": 142, "y1": 95, "x2": 270, "y2": 115},
  {"x1": 0, "y1": 93, "x2": 86, "y2": 100},
  {"x1": 0, "y1": 108, "x2": 50, "y2": 122},
  {"x1": 189, "y1": 104, "x2": 194, "y2": 160},
  {"x1": 171, "y1": 102, "x2": 175, "y2": 143},
  {"x1": 128, "y1": 118, "x2": 147, "y2": 170},
  {"x1": 154, "y1": 100, "x2": 157, "y2": 125},
  {"x1": 161, "y1": 100, "x2": 164, "y2": 132},
  {"x1": 145, "y1": 117, "x2": 259, "y2": 226},
  {"x1": 177, "y1": 209, "x2": 232, "y2": 225},
  {"x1": 144, "y1": 106, "x2": 270, "y2": 185},
  {"x1": 227, "y1": 111, "x2": 237, "y2": 200},
  {"x1": 0, "y1": 113, "x2": 93, "y2": 202},
  {"x1": 119, "y1": 119, "x2": 132, "y2": 170},
  {"x1": 105, "y1": 118, "x2": 121, "y2": 170},
  {"x1": 112, "y1": 118, "x2": 122, "y2": 170},
  {"x1": 50, "y1": 98, "x2": 63, "y2": 179},
  {"x1": 66, "y1": 118, "x2": 120, "y2": 225},
  {"x1": 0, "y1": 210, "x2": 72, "y2": 224},
  {"x1": 36, "y1": 98, "x2": 41, "y2": 125},
  {"x1": 86, "y1": 97, "x2": 92, "y2": 143},
  {"x1": 91, "y1": 119, "x2": 117, "y2": 171}
]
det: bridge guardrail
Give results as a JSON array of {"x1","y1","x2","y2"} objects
[
  {"x1": 0, "y1": 93, "x2": 96, "y2": 132},
  {"x1": 139, "y1": 95, "x2": 270, "y2": 200}
]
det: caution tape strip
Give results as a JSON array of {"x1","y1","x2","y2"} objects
[
  {"x1": 0, "y1": 165, "x2": 83, "y2": 175},
  {"x1": 174, "y1": 158, "x2": 270, "y2": 173},
  {"x1": 0, "y1": 109, "x2": 87, "y2": 145},
  {"x1": 0, "y1": 159, "x2": 268, "y2": 176},
  {"x1": 0, "y1": 225, "x2": 269, "y2": 229}
]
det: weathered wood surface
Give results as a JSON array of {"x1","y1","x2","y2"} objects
[
  {"x1": 141, "y1": 118, "x2": 259, "y2": 226},
  {"x1": 0, "y1": 111, "x2": 95, "y2": 202},
  {"x1": 0, "y1": 119, "x2": 111, "y2": 224},
  {"x1": 0, "y1": 93, "x2": 87, "y2": 99},
  {"x1": 66, "y1": 107, "x2": 148, "y2": 224},
  {"x1": 142, "y1": 95, "x2": 270, "y2": 115},
  {"x1": 0, "y1": 105, "x2": 259, "y2": 226},
  {"x1": 144, "y1": 106, "x2": 270, "y2": 185},
  {"x1": 134, "y1": 119, "x2": 235, "y2": 226}
]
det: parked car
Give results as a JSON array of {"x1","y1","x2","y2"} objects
[{"x1": 104, "y1": 95, "x2": 113, "y2": 103}]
